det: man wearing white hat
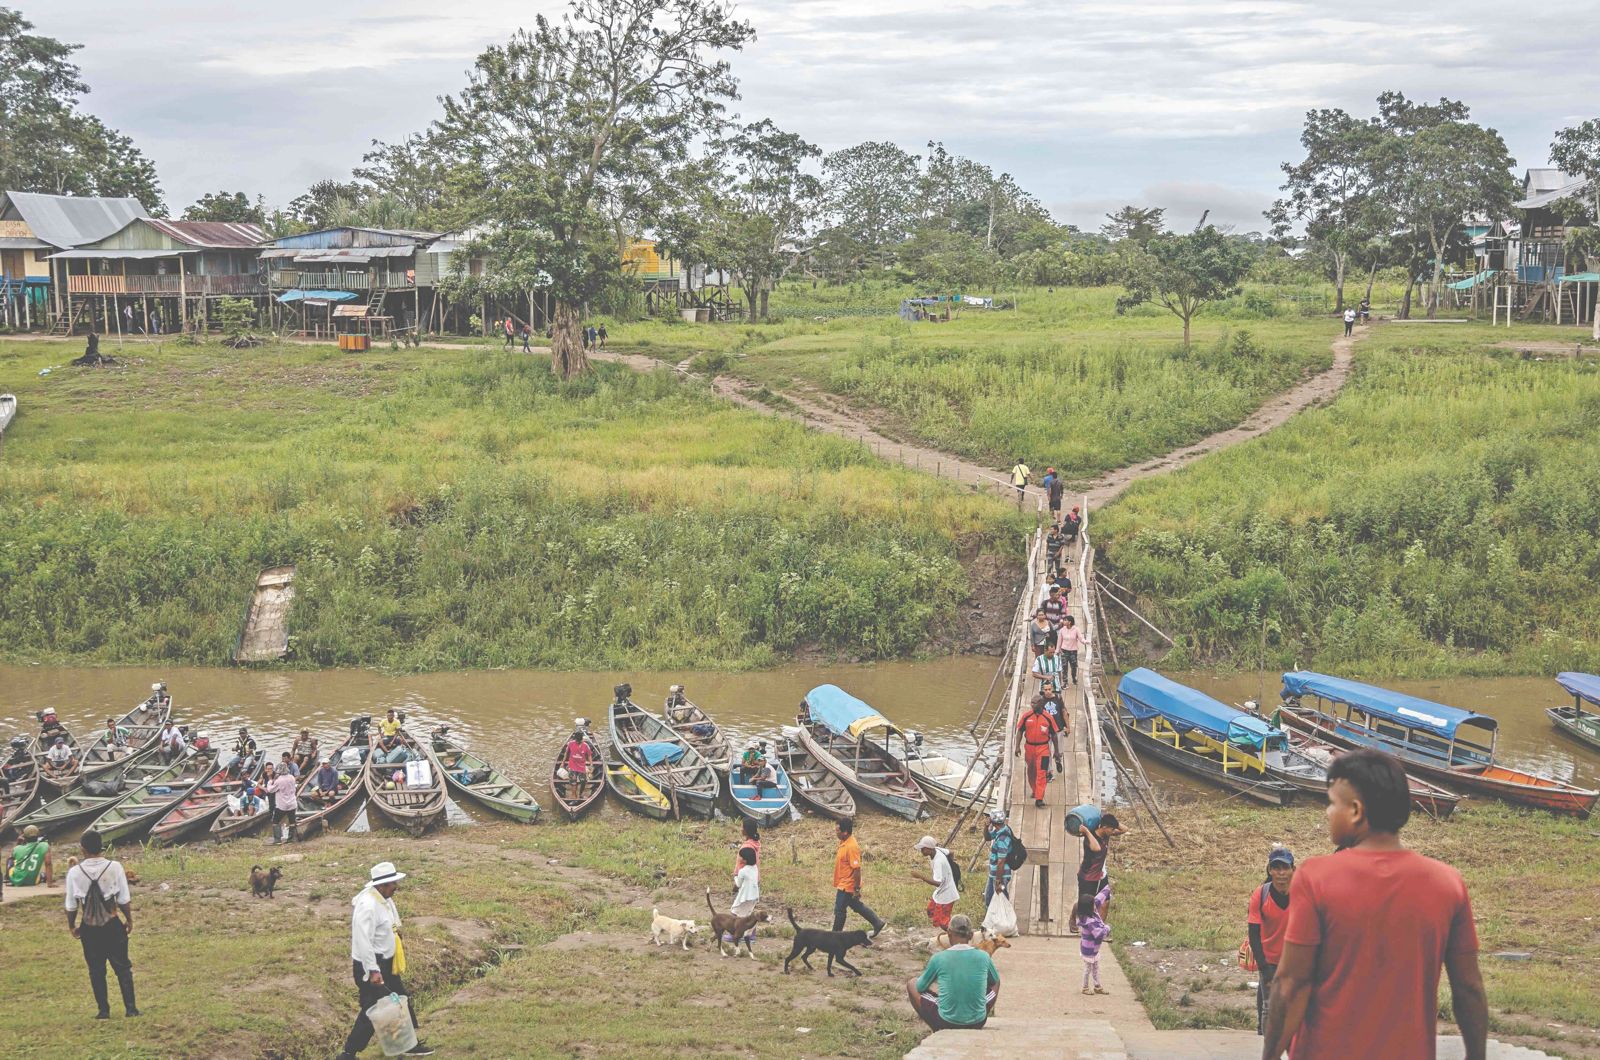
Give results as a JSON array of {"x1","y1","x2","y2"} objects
[
  {"x1": 912, "y1": 835, "x2": 961, "y2": 936},
  {"x1": 337, "y1": 862, "x2": 433, "y2": 1058}
]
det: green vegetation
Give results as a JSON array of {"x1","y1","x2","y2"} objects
[
  {"x1": 1115, "y1": 802, "x2": 1600, "y2": 1055},
  {"x1": 0, "y1": 340, "x2": 1019, "y2": 671},
  {"x1": 1098, "y1": 324, "x2": 1600, "y2": 675}
]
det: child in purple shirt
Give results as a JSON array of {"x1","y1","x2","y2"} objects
[{"x1": 1077, "y1": 884, "x2": 1111, "y2": 995}]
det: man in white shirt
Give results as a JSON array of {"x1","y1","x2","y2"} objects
[
  {"x1": 912, "y1": 835, "x2": 961, "y2": 939},
  {"x1": 46, "y1": 737, "x2": 74, "y2": 767},
  {"x1": 64, "y1": 830, "x2": 138, "y2": 1019},
  {"x1": 157, "y1": 723, "x2": 186, "y2": 764},
  {"x1": 338, "y1": 862, "x2": 432, "y2": 1058}
]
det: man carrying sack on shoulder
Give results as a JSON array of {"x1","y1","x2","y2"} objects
[{"x1": 337, "y1": 862, "x2": 434, "y2": 1058}]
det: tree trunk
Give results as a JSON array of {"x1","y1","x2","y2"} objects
[
  {"x1": 1182, "y1": 312, "x2": 1192, "y2": 348},
  {"x1": 745, "y1": 286, "x2": 758, "y2": 322},
  {"x1": 550, "y1": 300, "x2": 590, "y2": 379},
  {"x1": 1332, "y1": 251, "x2": 1347, "y2": 313},
  {"x1": 1364, "y1": 259, "x2": 1379, "y2": 302},
  {"x1": 759, "y1": 287, "x2": 769, "y2": 320}
]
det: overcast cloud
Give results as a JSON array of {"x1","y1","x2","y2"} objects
[{"x1": 27, "y1": 0, "x2": 1600, "y2": 231}]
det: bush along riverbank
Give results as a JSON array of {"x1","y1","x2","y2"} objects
[
  {"x1": 1096, "y1": 325, "x2": 1600, "y2": 677},
  {"x1": 0, "y1": 340, "x2": 1025, "y2": 671}
]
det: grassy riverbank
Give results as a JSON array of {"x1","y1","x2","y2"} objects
[
  {"x1": 1112, "y1": 800, "x2": 1600, "y2": 1057},
  {"x1": 1097, "y1": 322, "x2": 1600, "y2": 676},
  {"x1": 0, "y1": 812, "x2": 973, "y2": 1059},
  {"x1": 0, "y1": 339, "x2": 1023, "y2": 671}
]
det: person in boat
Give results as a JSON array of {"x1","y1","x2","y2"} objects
[
  {"x1": 376, "y1": 733, "x2": 408, "y2": 766},
  {"x1": 237, "y1": 778, "x2": 264, "y2": 816},
  {"x1": 279, "y1": 751, "x2": 302, "y2": 779},
  {"x1": 102, "y1": 717, "x2": 129, "y2": 752},
  {"x1": 664, "y1": 684, "x2": 691, "y2": 722},
  {"x1": 1028, "y1": 608, "x2": 1055, "y2": 658},
  {"x1": 157, "y1": 722, "x2": 187, "y2": 764},
  {"x1": 558, "y1": 728, "x2": 594, "y2": 800},
  {"x1": 912, "y1": 835, "x2": 960, "y2": 934},
  {"x1": 1247, "y1": 845, "x2": 1295, "y2": 1036},
  {"x1": 4, "y1": 736, "x2": 32, "y2": 782},
  {"x1": 983, "y1": 809, "x2": 1014, "y2": 906},
  {"x1": 1262, "y1": 749, "x2": 1487, "y2": 1060},
  {"x1": 737, "y1": 741, "x2": 767, "y2": 785},
  {"x1": 1014, "y1": 696, "x2": 1063, "y2": 808},
  {"x1": 8, "y1": 824, "x2": 53, "y2": 886},
  {"x1": 228, "y1": 727, "x2": 259, "y2": 778},
  {"x1": 311, "y1": 758, "x2": 342, "y2": 802},
  {"x1": 39, "y1": 709, "x2": 68, "y2": 745},
  {"x1": 744, "y1": 748, "x2": 777, "y2": 799},
  {"x1": 906, "y1": 914, "x2": 999, "y2": 1031},
  {"x1": 1069, "y1": 813, "x2": 1122, "y2": 935},
  {"x1": 291, "y1": 730, "x2": 319, "y2": 775},
  {"x1": 46, "y1": 736, "x2": 75, "y2": 769}
]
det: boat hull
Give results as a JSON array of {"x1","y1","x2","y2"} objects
[
  {"x1": 729, "y1": 761, "x2": 792, "y2": 826},
  {"x1": 93, "y1": 752, "x2": 218, "y2": 845},
  {"x1": 1111, "y1": 716, "x2": 1296, "y2": 806},
  {"x1": 776, "y1": 733, "x2": 855, "y2": 821},
  {"x1": 609, "y1": 699, "x2": 720, "y2": 818},
  {"x1": 433, "y1": 744, "x2": 540, "y2": 823},
  {"x1": 605, "y1": 761, "x2": 674, "y2": 819},
  {"x1": 364, "y1": 732, "x2": 446, "y2": 837},
  {"x1": 1548, "y1": 706, "x2": 1600, "y2": 753},
  {"x1": 796, "y1": 721, "x2": 926, "y2": 821},
  {"x1": 549, "y1": 745, "x2": 605, "y2": 820}
]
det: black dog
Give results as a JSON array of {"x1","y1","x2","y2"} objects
[
  {"x1": 250, "y1": 865, "x2": 282, "y2": 899},
  {"x1": 783, "y1": 908, "x2": 871, "y2": 977}
]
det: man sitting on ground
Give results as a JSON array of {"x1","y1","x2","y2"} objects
[
  {"x1": 906, "y1": 914, "x2": 1000, "y2": 1031},
  {"x1": 7, "y1": 824, "x2": 53, "y2": 886}
]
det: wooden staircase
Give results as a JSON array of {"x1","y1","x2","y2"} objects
[{"x1": 364, "y1": 285, "x2": 387, "y2": 318}]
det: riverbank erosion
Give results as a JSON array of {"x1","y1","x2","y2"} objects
[{"x1": 0, "y1": 339, "x2": 1025, "y2": 671}]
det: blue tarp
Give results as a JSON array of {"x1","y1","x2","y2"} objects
[
  {"x1": 637, "y1": 741, "x2": 685, "y2": 766},
  {"x1": 1280, "y1": 671, "x2": 1497, "y2": 739},
  {"x1": 1557, "y1": 672, "x2": 1600, "y2": 708},
  {"x1": 276, "y1": 289, "x2": 358, "y2": 304},
  {"x1": 804, "y1": 684, "x2": 884, "y2": 738},
  {"x1": 1118, "y1": 668, "x2": 1277, "y2": 749}
]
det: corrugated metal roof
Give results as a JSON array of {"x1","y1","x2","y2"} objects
[
  {"x1": 0, "y1": 236, "x2": 50, "y2": 249},
  {"x1": 1524, "y1": 168, "x2": 1577, "y2": 195},
  {"x1": 1516, "y1": 176, "x2": 1591, "y2": 211},
  {"x1": 145, "y1": 219, "x2": 266, "y2": 248},
  {"x1": 47, "y1": 249, "x2": 178, "y2": 260},
  {"x1": 266, "y1": 226, "x2": 440, "y2": 251},
  {"x1": 0, "y1": 191, "x2": 148, "y2": 248}
]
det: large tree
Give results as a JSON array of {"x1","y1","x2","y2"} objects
[
  {"x1": 1269, "y1": 108, "x2": 1384, "y2": 311},
  {"x1": 1550, "y1": 118, "x2": 1600, "y2": 221},
  {"x1": 1116, "y1": 225, "x2": 1254, "y2": 347},
  {"x1": 183, "y1": 190, "x2": 267, "y2": 223},
  {"x1": 1101, "y1": 205, "x2": 1166, "y2": 246},
  {"x1": 435, "y1": 0, "x2": 753, "y2": 379},
  {"x1": 817, "y1": 141, "x2": 921, "y2": 279},
  {"x1": 0, "y1": 8, "x2": 165, "y2": 211},
  {"x1": 917, "y1": 141, "x2": 1057, "y2": 258},
  {"x1": 288, "y1": 179, "x2": 368, "y2": 229},
  {"x1": 354, "y1": 133, "x2": 449, "y2": 227}
]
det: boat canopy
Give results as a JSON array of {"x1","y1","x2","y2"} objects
[
  {"x1": 1556, "y1": 672, "x2": 1600, "y2": 709},
  {"x1": 1118, "y1": 668, "x2": 1280, "y2": 750},
  {"x1": 805, "y1": 685, "x2": 900, "y2": 740},
  {"x1": 1281, "y1": 672, "x2": 1498, "y2": 740}
]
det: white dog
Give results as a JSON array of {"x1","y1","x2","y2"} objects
[{"x1": 650, "y1": 909, "x2": 700, "y2": 950}]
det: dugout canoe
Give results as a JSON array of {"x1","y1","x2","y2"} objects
[
  {"x1": 77, "y1": 687, "x2": 172, "y2": 788},
  {"x1": 729, "y1": 756, "x2": 792, "y2": 827},
  {"x1": 0, "y1": 393, "x2": 14, "y2": 435},
  {"x1": 91, "y1": 747, "x2": 218, "y2": 845},
  {"x1": 149, "y1": 752, "x2": 267, "y2": 845},
  {"x1": 13, "y1": 743, "x2": 169, "y2": 836},
  {"x1": 1, "y1": 736, "x2": 41, "y2": 836},
  {"x1": 662, "y1": 690, "x2": 734, "y2": 775},
  {"x1": 1110, "y1": 669, "x2": 1297, "y2": 807},
  {"x1": 604, "y1": 758, "x2": 673, "y2": 819},
  {"x1": 1549, "y1": 673, "x2": 1600, "y2": 753},
  {"x1": 430, "y1": 739, "x2": 540, "y2": 823},
  {"x1": 289, "y1": 728, "x2": 371, "y2": 839},
  {"x1": 549, "y1": 739, "x2": 605, "y2": 820},
  {"x1": 776, "y1": 728, "x2": 855, "y2": 821},
  {"x1": 608, "y1": 691, "x2": 719, "y2": 818},
  {"x1": 1279, "y1": 671, "x2": 1597, "y2": 818},
  {"x1": 1283, "y1": 729, "x2": 1460, "y2": 820},
  {"x1": 797, "y1": 685, "x2": 927, "y2": 820},
  {"x1": 364, "y1": 729, "x2": 446, "y2": 837},
  {"x1": 906, "y1": 736, "x2": 1000, "y2": 812}
]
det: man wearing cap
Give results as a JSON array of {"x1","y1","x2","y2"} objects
[
  {"x1": 311, "y1": 757, "x2": 342, "y2": 802},
  {"x1": 912, "y1": 836, "x2": 960, "y2": 934},
  {"x1": 982, "y1": 810, "x2": 1014, "y2": 907},
  {"x1": 8, "y1": 824, "x2": 53, "y2": 886},
  {"x1": 907, "y1": 914, "x2": 1000, "y2": 1031},
  {"x1": 46, "y1": 736, "x2": 74, "y2": 768},
  {"x1": 338, "y1": 862, "x2": 433, "y2": 1058},
  {"x1": 1247, "y1": 845, "x2": 1295, "y2": 1036}
]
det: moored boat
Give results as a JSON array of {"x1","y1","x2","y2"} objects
[
  {"x1": 609, "y1": 687, "x2": 719, "y2": 818},
  {"x1": 13, "y1": 743, "x2": 168, "y2": 836},
  {"x1": 549, "y1": 736, "x2": 605, "y2": 820},
  {"x1": 1279, "y1": 671, "x2": 1598, "y2": 818},
  {"x1": 247, "y1": 723, "x2": 368, "y2": 840},
  {"x1": 1283, "y1": 729, "x2": 1461, "y2": 819},
  {"x1": 150, "y1": 751, "x2": 267, "y2": 845},
  {"x1": 1, "y1": 736, "x2": 41, "y2": 835},
  {"x1": 364, "y1": 728, "x2": 446, "y2": 836},
  {"x1": 1110, "y1": 669, "x2": 1298, "y2": 807},
  {"x1": 429, "y1": 731, "x2": 540, "y2": 823},
  {"x1": 91, "y1": 745, "x2": 219, "y2": 845},
  {"x1": 776, "y1": 728, "x2": 855, "y2": 821},
  {"x1": 662, "y1": 686, "x2": 734, "y2": 775},
  {"x1": 0, "y1": 393, "x2": 14, "y2": 435},
  {"x1": 796, "y1": 685, "x2": 927, "y2": 820},
  {"x1": 605, "y1": 758, "x2": 673, "y2": 819},
  {"x1": 77, "y1": 684, "x2": 173, "y2": 788},
  {"x1": 1549, "y1": 673, "x2": 1600, "y2": 753},
  {"x1": 906, "y1": 734, "x2": 1000, "y2": 812},
  {"x1": 729, "y1": 755, "x2": 792, "y2": 826},
  {"x1": 35, "y1": 718, "x2": 81, "y2": 796}
]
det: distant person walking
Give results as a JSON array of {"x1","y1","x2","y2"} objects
[
  {"x1": 831, "y1": 818, "x2": 885, "y2": 936},
  {"x1": 912, "y1": 835, "x2": 960, "y2": 934},
  {"x1": 597, "y1": 323, "x2": 608, "y2": 349},
  {"x1": 1261, "y1": 749, "x2": 1487, "y2": 1060},
  {"x1": 1059, "y1": 616, "x2": 1083, "y2": 686},
  {"x1": 338, "y1": 862, "x2": 433, "y2": 1059},
  {"x1": 1247, "y1": 845, "x2": 1296, "y2": 1035},
  {"x1": 1358, "y1": 297, "x2": 1371, "y2": 325},
  {"x1": 520, "y1": 323, "x2": 532, "y2": 353},
  {"x1": 983, "y1": 809, "x2": 1015, "y2": 906},
  {"x1": 503, "y1": 316, "x2": 515, "y2": 349},
  {"x1": 1046, "y1": 467, "x2": 1064, "y2": 518},
  {"x1": 1010, "y1": 459, "x2": 1030, "y2": 508},
  {"x1": 1014, "y1": 696, "x2": 1062, "y2": 809},
  {"x1": 1342, "y1": 307, "x2": 1356, "y2": 337},
  {"x1": 64, "y1": 830, "x2": 138, "y2": 1020}
]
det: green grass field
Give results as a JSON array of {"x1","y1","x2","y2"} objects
[
  {"x1": 1096, "y1": 322, "x2": 1600, "y2": 676},
  {"x1": 0, "y1": 339, "x2": 1022, "y2": 671}
]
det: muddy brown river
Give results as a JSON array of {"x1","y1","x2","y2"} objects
[{"x1": 6, "y1": 663, "x2": 1595, "y2": 810}]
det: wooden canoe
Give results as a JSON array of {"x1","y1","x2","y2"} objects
[
  {"x1": 604, "y1": 758, "x2": 673, "y2": 819},
  {"x1": 1548, "y1": 706, "x2": 1600, "y2": 753},
  {"x1": 1, "y1": 737, "x2": 41, "y2": 836},
  {"x1": 364, "y1": 730, "x2": 446, "y2": 837},
  {"x1": 777, "y1": 729, "x2": 855, "y2": 821},
  {"x1": 13, "y1": 743, "x2": 170, "y2": 836},
  {"x1": 906, "y1": 741, "x2": 1000, "y2": 812},
  {"x1": 91, "y1": 749, "x2": 219, "y2": 845},
  {"x1": 549, "y1": 739, "x2": 605, "y2": 819},
  {"x1": 1284, "y1": 730, "x2": 1461, "y2": 819},
  {"x1": 430, "y1": 741, "x2": 540, "y2": 823},
  {"x1": 0, "y1": 393, "x2": 14, "y2": 435},
  {"x1": 286, "y1": 731, "x2": 371, "y2": 840},
  {"x1": 609, "y1": 696, "x2": 719, "y2": 818},
  {"x1": 663, "y1": 694, "x2": 734, "y2": 774},
  {"x1": 1106, "y1": 710, "x2": 1298, "y2": 806},
  {"x1": 149, "y1": 753, "x2": 267, "y2": 845},
  {"x1": 78, "y1": 690, "x2": 172, "y2": 786},
  {"x1": 795, "y1": 717, "x2": 927, "y2": 820},
  {"x1": 729, "y1": 758, "x2": 792, "y2": 826}
]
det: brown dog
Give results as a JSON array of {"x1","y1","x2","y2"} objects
[
  {"x1": 705, "y1": 887, "x2": 771, "y2": 958},
  {"x1": 250, "y1": 865, "x2": 281, "y2": 899},
  {"x1": 976, "y1": 930, "x2": 1012, "y2": 957}
]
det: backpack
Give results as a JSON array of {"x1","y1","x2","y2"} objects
[
  {"x1": 942, "y1": 849, "x2": 963, "y2": 891},
  {"x1": 1005, "y1": 834, "x2": 1029, "y2": 870},
  {"x1": 79, "y1": 862, "x2": 118, "y2": 928}
]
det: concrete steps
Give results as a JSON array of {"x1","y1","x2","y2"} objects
[{"x1": 910, "y1": 1025, "x2": 1558, "y2": 1059}]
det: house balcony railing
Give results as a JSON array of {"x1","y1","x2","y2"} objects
[
  {"x1": 267, "y1": 270, "x2": 414, "y2": 291},
  {"x1": 67, "y1": 274, "x2": 266, "y2": 296}
]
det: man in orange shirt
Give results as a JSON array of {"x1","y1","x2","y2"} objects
[
  {"x1": 1014, "y1": 696, "x2": 1063, "y2": 808},
  {"x1": 1262, "y1": 749, "x2": 1488, "y2": 1060},
  {"x1": 831, "y1": 818, "x2": 885, "y2": 936}
]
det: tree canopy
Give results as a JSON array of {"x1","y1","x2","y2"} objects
[
  {"x1": 1116, "y1": 225, "x2": 1254, "y2": 346},
  {"x1": 182, "y1": 191, "x2": 267, "y2": 224}
]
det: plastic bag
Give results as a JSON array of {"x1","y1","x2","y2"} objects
[
  {"x1": 365, "y1": 991, "x2": 417, "y2": 1057},
  {"x1": 983, "y1": 890, "x2": 1019, "y2": 938}
]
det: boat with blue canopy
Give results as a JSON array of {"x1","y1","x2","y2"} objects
[
  {"x1": 608, "y1": 686, "x2": 719, "y2": 818},
  {"x1": 797, "y1": 685, "x2": 926, "y2": 820},
  {"x1": 1110, "y1": 668, "x2": 1298, "y2": 805},
  {"x1": 1548, "y1": 673, "x2": 1600, "y2": 753},
  {"x1": 1279, "y1": 671, "x2": 1596, "y2": 818}
]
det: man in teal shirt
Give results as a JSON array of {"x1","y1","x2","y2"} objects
[{"x1": 906, "y1": 914, "x2": 1000, "y2": 1030}]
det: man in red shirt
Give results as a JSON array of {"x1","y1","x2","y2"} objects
[
  {"x1": 1013, "y1": 696, "x2": 1062, "y2": 808},
  {"x1": 1262, "y1": 749, "x2": 1488, "y2": 1060},
  {"x1": 1247, "y1": 845, "x2": 1295, "y2": 1035}
]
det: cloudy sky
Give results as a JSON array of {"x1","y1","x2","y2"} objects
[{"x1": 29, "y1": 0, "x2": 1600, "y2": 231}]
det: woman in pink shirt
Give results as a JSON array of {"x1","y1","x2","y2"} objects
[{"x1": 1058, "y1": 616, "x2": 1083, "y2": 685}]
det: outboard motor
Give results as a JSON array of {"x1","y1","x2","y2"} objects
[
  {"x1": 614, "y1": 682, "x2": 632, "y2": 704},
  {"x1": 350, "y1": 716, "x2": 372, "y2": 740}
]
